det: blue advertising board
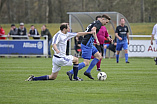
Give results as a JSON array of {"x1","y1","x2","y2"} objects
[{"x1": 0, "y1": 40, "x2": 45, "y2": 55}]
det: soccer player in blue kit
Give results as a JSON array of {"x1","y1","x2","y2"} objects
[
  {"x1": 67, "y1": 14, "x2": 111, "y2": 80},
  {"x1": 115, "y1": 18, "x2": 130, "y2": 63}
]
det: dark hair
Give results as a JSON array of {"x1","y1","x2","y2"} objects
[
  {"x1": 96, "y1": 15, "x2": 102, "y2": 20},
  {"x1": 102, "y1": 14, "x2": 111, "y2": 20},
  {"x1": 43, "y1": 25, "x2": 46, "y2": 27},
  {"x1": 31, "y1": 25, "x2": 34, "y2": 27},
  {"x1": 11, "y1": 24, "x2": 15, "y2": 27},
  {"x1": 120, "y1": 18, "x2": 125, "y2": 21},
  {"x1": 60, "y1": 24, "x2": 67, "y2": 31}
]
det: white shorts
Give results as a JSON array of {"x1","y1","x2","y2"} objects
[
  {"x1": 155, "y1": 40, "x2": 157, "y2": 48},
  {"x1": 52, "y1": 55, "x2": 74, "y2": 73}
]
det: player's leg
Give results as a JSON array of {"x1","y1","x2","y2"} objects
[
  {"x1": 96, "y1": 44, "x2": 103, "y2": 71},
  {"x1": 103, "y1": 44, "x2": 107, "y2": 58},
  {"x1": 116, "y1": 44, "x2": 123, "y2": 63},
  {"x1": 72, "y1": 56, "x2": 80, "y2": 80},
  {"x1": 123, "y1": 43, "x2": 129, "y2": 63},
  {"x1": 67, "y1": 44, "x2": 91, "y2": 75},
  {"x1": 25, "y1": 58, "x2": 60, "y2": 81},
  {"x1": 84, "y1": 46, "x2": 102, "y2": 79},
  {"x1": 155, "y1": 40, "x2": 157, "y2": 65}
]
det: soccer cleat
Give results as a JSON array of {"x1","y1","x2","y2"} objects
[
  {"x1": 73, "y1": 77, "x2": 83, "y2": 81},
  {"x1": 84, "y1": 72, "x2": 94, "y2": 80},
  {"x1": 66, "y1": 71, "x2": 73, "y2": 81},
  {"x1": 97, "y1": 68, "x2": 101, "y2": 72},
  {"x1": 25, "y1": 75, "x2": 34, "y2": 81},
  {"x1": 117, "y1": 61, "x2": 119, "y2": 63},
  {"x1": 126, "y1": 61, "x2": 130, "y2": 63}
]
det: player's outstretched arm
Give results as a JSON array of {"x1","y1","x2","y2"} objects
[
  {"x1": 76, "y1": 31, "x2": 94, "y2": 37},
  {"x1": 52, "y1": 44, "x2": 60, "y2": 54}
]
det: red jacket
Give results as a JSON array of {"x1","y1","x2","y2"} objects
[{"x1": 0, "y1": 27, "x2": 6, "y2": 39}]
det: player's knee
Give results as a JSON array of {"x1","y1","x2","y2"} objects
[
  {"x1": 75, "y1": 57, "x2": 79, "y2": 63},
  {"x1": 98, "y1": 55, "x2": 102, "y2": 60},
  {"x1": 73, "y1": 57, "x2": 79, "y2": 64},
  {"x1": 95, "y1": 53, "x2": 102, "y2": 60},
  {"x1": 84, "y1": 61, "x2": 89, "y2": 66}
]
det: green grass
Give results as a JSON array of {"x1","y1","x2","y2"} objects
[{"x1": 0, "y1": 57, "x2": 157, "y2": 104}]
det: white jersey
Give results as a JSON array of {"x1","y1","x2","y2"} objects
[
  {"x1": 52, "y1": 30, "x2": 77, "y2": 57},
  {"x1": 152, "y1": 24, "x2": 157, "y2": 40}
]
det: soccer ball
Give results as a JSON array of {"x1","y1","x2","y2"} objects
[{"x1": 97, "y1": 72, "x2": 107, "y2": 81}]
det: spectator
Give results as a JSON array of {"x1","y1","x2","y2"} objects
[
  {"x1": 41, "y1": 25, "x2": 52, "y2": 58},
  {"x1": 8, "y1": 24, "x2": 18, "y2": 39},
  {"x1": 18, "y1": 23, "x2": 27, "y2": 39},
  {"x1": 0, "y1": 25, "x2": 6, "y2": 40},
  {"x1": 74, "y1": 36, "x2": 83, "y2": 57},
  {"x1": 28, "y1": 25, "x2": 40, "y2": 39}
]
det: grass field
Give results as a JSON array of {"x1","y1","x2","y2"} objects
[{"x1": 0, "y1": 57, "x2": 157, "y2": 104}]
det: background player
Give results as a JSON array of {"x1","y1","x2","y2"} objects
[
  {"x1": 115, "y1": 18, "x2": 130, "y2": 63},
  {"x1": 151, "y1": 23, "x2": 157, "y2": 65},
  {"x1": 25, "y1": 23, "x2": 94, "y2": 81},
  {"x1": 67, "y1": 14, "x2": 111, "y2": 80}
]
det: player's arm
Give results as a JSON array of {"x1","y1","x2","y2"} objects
[
  {"x1": 151, "y1": 34, "x2": 154, "y2": 45},
  {"x1": 91, "y1": 27, "x2": 100, "y2": 45},
  {"x1": 107, "y1": 36, "x2": 113, "y2": 43},
  {"x1": 52, "y1": 44, "x2": 60, "y2": 54},
  {"x1": 76, "y1": 31, "x2": 94, "y2": 37},
  {"x1": 127, "y1": 32, "x2": 129, "y2": 45},
  {"x1": 115, "y1": 33, "x2": 122, "y2": 40}
]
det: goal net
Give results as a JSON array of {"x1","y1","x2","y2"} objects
[{"x1": 67, "y1": 12, "x2": 132, "y2": 56}]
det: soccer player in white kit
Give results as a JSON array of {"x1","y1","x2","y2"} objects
[
  {"x1": 25, "y1": 23, "x2": 94, "y2": 81},
  {"x1": 151, "y1": 23, "x2": 157, "y2": 65}
]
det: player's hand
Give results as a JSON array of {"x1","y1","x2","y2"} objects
[
  {"x1": 110, "y1": 38, "x2": 113, "y2": 43},
  {"x1": 128, "y1": 41, "x2": 129, "y2": 45},
  {"x1": 97, "y1": 42, "x2": 100, "y2": 45},
  {"x1": 118, "y1": 37, "x2": 122, "y2": 40},
  {"x1": 90, "y1": 31, "x2": 95, "y2": 34},
  {"x1": 151, "y1": 41, "x2": 153, "y2": 45},
  {"x1": 56, "y1": 50, "x2": 60, "y2": 54}
]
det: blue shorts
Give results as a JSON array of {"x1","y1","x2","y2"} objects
[
  {"x1": 81, "y1": 44, "x2": 98, "y2": 60},
  {"x1": 103, "y1": 44, "x2": 110, "y2": 48},
  {"x1": 116, "y1": 43, "x2": 128, "y2": 51}
]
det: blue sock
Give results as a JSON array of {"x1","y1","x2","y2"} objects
[
  {"x1": 73, "y1": 64, "x2": 79, "y2": 79},
  {"x1": 86, "y1": 58, "x2": 99, "y2": 73},
  {"x1": 69, "y1": 62, "x2": 85, "y2": 74},
  {"x1": 125, "y1": 53, "x2": 128, "y2": 62},
  {"x1": 116, "y1": 54, "x2": 119, "y2": 62},
  {"x1": 33, "y1": 75, "x2": 49, "y2": 81},
  {"x1": 104, "y1": 49, "x2": 106, "y2": 56}
]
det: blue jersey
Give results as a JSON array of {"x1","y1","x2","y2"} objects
[
  {"x1": 81, "y1": 20, "x2": 102, "y2": 48},
  {"x1": 115, "y1": 25, "x2": 129, "y2": 44}
]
